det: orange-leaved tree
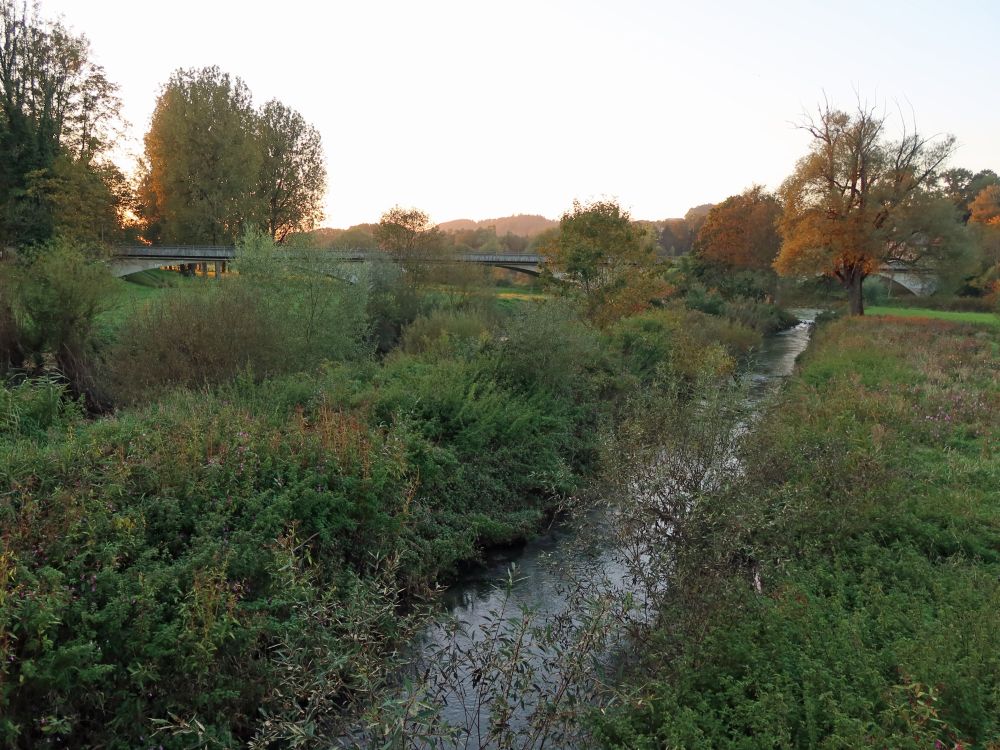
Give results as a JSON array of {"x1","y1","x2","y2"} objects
[
  {"x1": 774, "y1": 100, "x2": 968, "y2": 314},
  {"x1": 695, "y1": 185, "x2": 782, "y2": 270},
  {"x1": 969, "y1": 185, "x2": 1000, "y2": 275},
  {"x1": 970, "y1": 185, "x2": 1000, "y2": 227}
]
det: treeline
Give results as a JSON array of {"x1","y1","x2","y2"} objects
[{"x1": 671, "y1": 160, "x2": 1000, "y2": 317}]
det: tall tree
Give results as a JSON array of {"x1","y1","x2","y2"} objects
[
  {"x1": 0, "y1": 0, "x2": 125, "y2": 246},
  {"x1": 695, "y1": 185, "x2": 782, "y2": 270},
  {"x1": 774, "y1": 100, "x2": 967, "y2": 315},
  {"x1": 941, "y1": 168, "x2": 999, "y2": 223},
  {"x1": 256, "y1": 99, "x2": 326, "y2": 242},
  {"x1": 968, "y1": 184, "x2": 1000, "y2": 272},
  {"x1": 374, "y1": 205, "x2": 450, "y2": 285},
  {"x1": 544, "y1": 199, "x2": 667, "y2": 324},
  {"x1": 140, "y1": 70, "x2": 328, "y2": 245},
  {"x1": 140, "y1": 67, "x2": 260, "y2": 245},
  {"x1": 969, "y1": 185, "x2": 1000, "y2": 227},
  {"x1": 374, "y1": 206, "x2": 440, "y2": 255}
]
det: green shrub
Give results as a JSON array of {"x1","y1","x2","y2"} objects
[
  {"x1": 491, "y1": 300, "x2": 603, "y2": 398},
  {"x1": 399, "y1": 308, "x2": 491, "y2": 357},
  {"x1": 722, "y1": 297, "x2": 799, "y2": 334},
  {"x1": 607, "y1": 307, "x2": 760, "y2": 385},
  {"x1": 9, "y1": 242, "x2": 116, "y2": 409},
  {"x1": 108, "y1": 282, "x2": 286, "y2": 403},
  {"x1": 684, "y1": 283, "x2": 725, "y2": 315},
  {"x1": 108, "y1": 270, "x2": 369, "y2": 405},
  {"x1": 863, "y1": 275, "x2": 890, "y2": 305},
  {"x1": 0, "y1": 376, "x2": 81, "y2": 440}
]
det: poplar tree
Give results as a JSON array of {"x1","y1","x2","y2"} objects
[{"x1": 140, "y1": 67, "x2": 327, "y2": 245}]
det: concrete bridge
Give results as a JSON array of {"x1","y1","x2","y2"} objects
[
  {"x1": 110, "y1": 246, "x2": 937, "y2": 296},
  {"x1": 109, "y1": 245, "x2": 545, "y2": 278},
  {"x1": 872, "y1": 260, "x2": 937, "y2": 296}
]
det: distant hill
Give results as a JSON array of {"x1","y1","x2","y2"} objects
[
  {"x1": 437, "y1": 219, "x2": 478, "y2": 232},
  {"x1": 438, "y1": 214, "x2": 556, "y2": 237}
]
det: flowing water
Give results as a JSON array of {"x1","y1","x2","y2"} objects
[{"x1": 391, "y1": 311, "x2": 821, "y2": 748}]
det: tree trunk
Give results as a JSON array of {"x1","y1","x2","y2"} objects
[{"x1": 845, "y1": 269, "x2": 865, "y2": 316}]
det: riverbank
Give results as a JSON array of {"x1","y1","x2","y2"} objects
[{"x1": 594, "y1": 316, "x2": 1000, "y2": 748}]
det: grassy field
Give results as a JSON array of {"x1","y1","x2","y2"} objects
[
  {"x1": 866, "y1": 304, "x2": 1000, "y2": 327},
  {"x1": 97, "y1": 270, "x2": 201, "y2": 336},
  {"x1": 596, "y1": 316, "x2": 1000, "y2": 749}
]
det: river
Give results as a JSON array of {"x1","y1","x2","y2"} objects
[{"x1": 352, "y1": 311, "x2": 820, "y2": 748}]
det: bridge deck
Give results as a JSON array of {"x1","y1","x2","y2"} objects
[{"x1": 114, "y1": 246, "x2": 544, "y2": 264}]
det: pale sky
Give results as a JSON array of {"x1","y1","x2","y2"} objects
[{"x1": 43, "y1": 0, "x2": 1000, "y2": 228}]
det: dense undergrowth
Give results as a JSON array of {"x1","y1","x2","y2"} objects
[
  {"x1": 594, "y1": 317, "x2": 1000, "y2": 749},
  {"x1": 0, "y1": 242, "x2": 772, "y2": 746}
]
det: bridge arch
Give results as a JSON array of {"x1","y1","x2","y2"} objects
[{"x1": 871, "y1": 270, "x2": 936, "y2": 296}]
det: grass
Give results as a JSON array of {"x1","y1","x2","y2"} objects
[
  {"x1": 866, "y1": 305, "x2": 1000, "y2": 327},
  {"x1": 493, "y1": 288, "x2": 550, "y2": 300},
  {"x1": 96, "y1": 270, "x2": 202, "y2": 336}
]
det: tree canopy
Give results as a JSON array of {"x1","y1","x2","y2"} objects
[
  {"x1": 969, "y1": 185, "x2": 1000, "y2": 227},
  {"x1": 0, "y1": 0, "x2": 128, "y2": 247},
  {"x1": 774, "y1": 100, "x2": 969, "y2": 314},
  {"x1": 941, "y1": 168, "x2": 999, "y2": 223},
  {"x1": 140, "y1": 66, "x2": 326, "y2": 245},
  {"x1": 256, "y1": 100, "x2": 326, "y2": 242},
  {"x1": 695, "y1": 185, "x2": 782, "y2": 270},
  {"x1": 544, "y1": 199, "x2": 667, "y2": 324},
  {"x1": 374, "y1": 206, "x2": 438, "y2": 255}
]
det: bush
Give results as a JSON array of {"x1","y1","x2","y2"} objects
[
  {"x1": 863, "y1": 276, "x2": 890, "y2": 305},
  {"x1": 108, "y1": 269, "x2": 369, "y2": 405},
  {"x1": 9, "y1": 243, "x2": 116, "y2": 410},
  {"x1": 607, "y1": 307, "x2": 760, "y2": 385},
  {"x1": 108, "y1": 282, "x2": 287, "y2": 404},
  {"x1": 0, "y1": 390, "x2": 417, "y2": 747},
  {"x1": 491, "y1": 301, "x2": 603, "y2": 398},
  {"x1": 399, "y1": 308, "x2": 491, "y2": 357},
  {"x1": 684, "y1": 283, "x2": 725, "y2": 315},
  {"x1": 0, "y1": 376, "x2": 81, "y2": 440},
  {"x1": 722, "y1": 297, "x2": 799, "y2": 334},
  {"x1": 360, "y1": 260, "x2": 425, "y2": 354}
]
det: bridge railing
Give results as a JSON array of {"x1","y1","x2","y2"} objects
[{"x1": 115, "y1": 245, "x2": 236, "y2": 258}]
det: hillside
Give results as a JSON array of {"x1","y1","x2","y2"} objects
[{"x1": 438, "y1": 214, "x2": 556, "y2": 237}]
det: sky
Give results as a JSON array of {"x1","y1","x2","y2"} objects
[{"x1": 41, "y1": 0, "x2": 1000, "y2": 228}]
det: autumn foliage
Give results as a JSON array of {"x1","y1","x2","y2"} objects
[
  {"x1": 695, "y1": 186, "x2": 782, "y2": 270},
  {"x1": 774, "y1": 101, "x2": 965, "y2": 315}
]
